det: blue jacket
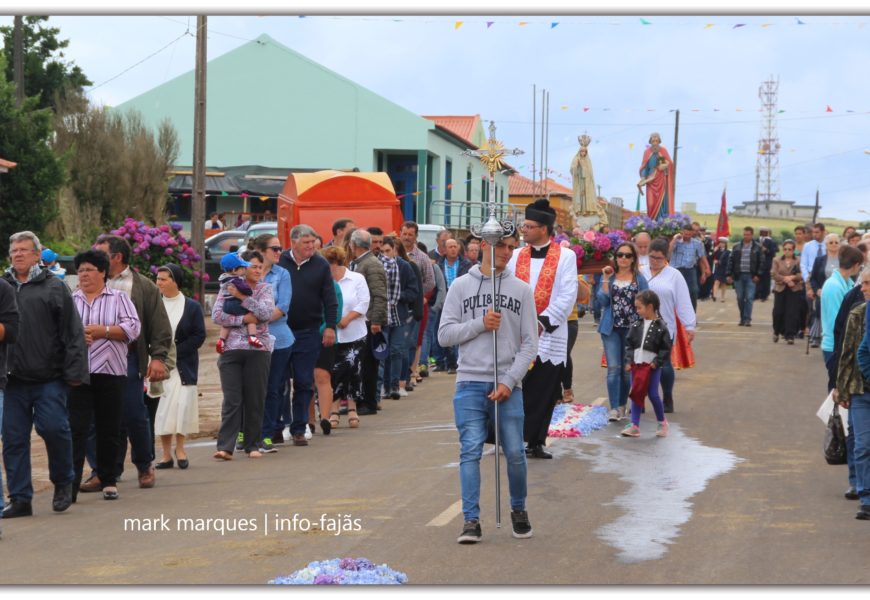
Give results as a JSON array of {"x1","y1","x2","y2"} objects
[
  {"x1": 175, "y1": 297, "x2": 207, "y2": 385},
  {"x1": 596, "y1": 273, "x2": 649, "y2": 336}
]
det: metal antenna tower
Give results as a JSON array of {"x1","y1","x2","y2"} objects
[{"x1": 755, "y1": 76, "x2": 782, "y2": 214}]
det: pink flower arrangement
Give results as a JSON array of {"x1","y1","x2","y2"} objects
[
  {"x1": 569, "y1": 229, "x2": 629, "y2": 270},
  {"x1": 110, "y1": 217, "x2": 208, "y2": 299}
]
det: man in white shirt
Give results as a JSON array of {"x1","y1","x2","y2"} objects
[{"x1": 507, "y1": 199, "x2": 578, "y2": 459}]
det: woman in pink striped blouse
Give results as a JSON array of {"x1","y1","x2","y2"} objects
[{"x1": 70, "y1": 249, "x2": 141, "y2": 501}]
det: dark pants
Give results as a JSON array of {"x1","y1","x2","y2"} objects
[
  {"x1": 144, "y1": 393, "x2": 159, "y2": 459},
  {"x1": 561, "y1": 320, "x2": 579, "y2": 391},
  {"x1": 677, "y1": 267, "x2": 700, "y2": 312},
  {"x1": 360, "y1": 324, "x2": 381, "y2": 412},
  {"x1": 70, "y1": 374, "x2": 125, "y2": 491},
  {"x1": 288, "y1": 328, "x2": 320, "y2": 436},
  {"x1": 216, "y1": 349, "x2": 271, "y2": 453},
  {"x1": 2, "y1": 379, "x2": 74, "y2": 503},
  {"x1": 522, "y1": 358, "x2": 563, "y2": 447},
  {"x1": 733, "y1": 273, "x2": 756, "y2": 324},
  {"x1": 698, "y1": 263, "x2": 714, "y2": 300},
  {"x1": 772, "y1": 288, "x2": 803, "y2": 338},
  {"x1": 755, "y1": 268, "x2": 773, "y2": 301},
  {"x1": 660, "y1": 352, "x2": 675, "y2": 408},
  {"x1": 262, "y1": 345, "x2": 293, "y2": 440},
  {"x1": 115, "y1": 352, "x2": 154, "y2": 476}
]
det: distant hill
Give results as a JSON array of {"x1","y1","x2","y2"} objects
[{"x1": 684, "y1": 210, "x2": 860, "y2": 241}]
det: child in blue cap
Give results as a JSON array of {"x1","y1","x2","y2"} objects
[{"x1": 216, "y1": 253, "x2": 263, "y2": 353}]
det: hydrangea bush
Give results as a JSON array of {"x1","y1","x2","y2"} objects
[
  {"x1": 269, "y1": 558, "x2": 408, "y2": 585},
  {"x1": 625, "y1": 212, "x2": 692, "y2": 240},
  {"x1": 109, "y1": 218, "x2": 209, "y2": 298}
]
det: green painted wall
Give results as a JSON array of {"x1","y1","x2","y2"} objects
[
  {"x1": 425, "y1": 130, "x2": 510, "y2": 229},
  {"x1": 114, "y1": 34, "x2": 433, "y2": 169}
]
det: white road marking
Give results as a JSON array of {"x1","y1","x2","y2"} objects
[{"x1": 426, "y1": 500, "x2": 463, "y2": 527}]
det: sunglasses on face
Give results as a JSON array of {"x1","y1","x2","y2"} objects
[
  {"x1": 268, "y1": 246, "x2": 282, "y2": 252},
  {"x1": 615, "y1": 252, "x2": 635, "y2": 259}
]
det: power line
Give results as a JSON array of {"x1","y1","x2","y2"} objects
[{"x1": 87, "y1": 31, "x2": 193, "y2": 93}]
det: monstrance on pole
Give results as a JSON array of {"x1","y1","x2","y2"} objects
[{"x1": 462, "y1": 121, "x2": 523, "y2": 529}]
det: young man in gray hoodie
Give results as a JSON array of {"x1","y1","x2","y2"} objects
[{"x1": 438, "y1": 232, "x2": 539, "y2": 544}]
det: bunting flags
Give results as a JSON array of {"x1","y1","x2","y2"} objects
[
  {"x1": 454, "y1": 21, "x2": 463, "y2": 29},
  {"x1": 715, "y1": 189, "x2": 730, "y2": 242}
]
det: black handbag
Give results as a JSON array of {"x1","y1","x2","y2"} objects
[{"x1": 824, "y1": 404, "x2": 847, "y2": 465}]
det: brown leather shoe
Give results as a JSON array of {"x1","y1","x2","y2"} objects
[
  {"x1": 79, "y1": 475, "x2": 102, "y2": 493},
  {"x1": 138, "y1": 466, "x2": 156, "y2": 489},
  {"x1": 292, "y1": 434, "x2": 308, "y2": 447}
]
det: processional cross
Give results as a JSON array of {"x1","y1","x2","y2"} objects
[{"x1": 462, "y1": 121, "x2": 524, "y2": 529}]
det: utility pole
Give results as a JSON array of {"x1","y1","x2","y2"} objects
[
  {"x1": 191, "y1": 16, "x2": 207, "y2": 305},
  {"x1": 531, "y1": 84, "x2": 536, "y2": 191},
  {"x1": 13, "y1": 16, "x2": 24, "y2": 107},
  {"x1": 812, "y1": 187, "x2": 820, "y2": 224},
  {"x1": 672, "y1": 109, "x2": 680, "y2": 211}
]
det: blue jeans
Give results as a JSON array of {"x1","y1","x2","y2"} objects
[
  {"x1": 383, "y1": 319, "x2": 411, "y2": 390},
  {"x1": 2, "y1": 379, "x2": 74, "y2": 503},
  {"x1": 850, "y1": 392, "x2": 870, "y2": 506},
  {"x1": 733, "y1": 273, "x2": 756, "y2": 323},
  {"x1": 116, "y1": 351, "x2": 154, "y2": 475},
  {"x1": 848, "y1": 403, "x2": 857, "y2": 489},
  {"x1": 425, "y1": 308, "x2": 446, "y2": 367},
  {"x1": 601, "y1": 327, "x2": 630, "y2": 410},
  {"x1": 288, "y1": 328, "x2": 320, "y2": 436},
  {"x1": 677, "y1": 267, "x2": 700, "y2": 312},
  {"x1": 262, "y1": 345, "x2": 293, "y2": 440},
  {"x1": 453, "y1": 381, "x2": 527, "y2": 522}
]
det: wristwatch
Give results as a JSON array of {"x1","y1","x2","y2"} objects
[{"x1": 105, "y1": 325, "x2": 110, "y2": 339}]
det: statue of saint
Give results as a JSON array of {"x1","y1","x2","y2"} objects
[
  {"x1": 638, "y1": 131, "x2": 675, "y2": 220},
  {"x1": 570, "y1": 134, "x2": 608, "y2": 228}
]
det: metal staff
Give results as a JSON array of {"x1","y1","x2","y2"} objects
[{"x1": 465, "y1": 121, "x2": 522, "y2": 528}]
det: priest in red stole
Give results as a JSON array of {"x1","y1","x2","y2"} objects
[
  {"x1": 507, "y1": 199, "x2": 579, "y2": 459},
  {"x1": 638, "y1": 132, "x2": 674, "y2": 220}
]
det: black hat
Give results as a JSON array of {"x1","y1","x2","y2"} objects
[
  {"x1": 163, "y1": 263, "x2": 184, "y2": 286},
  {"x1": 525, "y1": 198, "x2": 556, "y2": 227}
]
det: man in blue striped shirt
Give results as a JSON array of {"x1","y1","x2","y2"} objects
[{"x1": 669, "y1": 223, "x2": 710, "y2": 312}]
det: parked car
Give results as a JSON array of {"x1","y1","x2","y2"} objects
[
  {"x1": 204, "y1": 229, "x2": 245, "y2": 260},
  {"x1": 203, "y1": 224, "x2": 277, "y2": 293}
]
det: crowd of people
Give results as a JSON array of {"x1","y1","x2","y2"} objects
[{"x1": 0, "y1": 209, "x2": 869, "y2": 543}]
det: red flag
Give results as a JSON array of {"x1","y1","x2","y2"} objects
[{"x1": 715, "y1": 188, "x2": 730, "y2": 242}]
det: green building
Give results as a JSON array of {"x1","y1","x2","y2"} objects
[{"x1": 114, "y1": 33, "x2": 511, "y2": 230}]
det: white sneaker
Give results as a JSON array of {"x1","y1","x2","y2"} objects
[
  {"x1": 304, "y1": 428, "x2": 313, "y2": 441},
  {"x1": 398, "y1": 388, "x2": 408, "y2": 398},
  {"x1": 608, "y1": 409, "x2": 619, "y2": 422},
  {"x1": 618, "y1": 406, "x2": 628, "y2": 421}
]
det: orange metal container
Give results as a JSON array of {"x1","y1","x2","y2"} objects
[{"x1": 277, "y1": 170, "x2": 405, "y2": 247}]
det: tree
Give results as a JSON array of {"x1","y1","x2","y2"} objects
[
  {"x1": 0, "y1": 54, "x2": 65, "y2": 250},
  {"x1": 1, "y1": 16, "x2": 91, "y2": 112},
  {"x1": 50, "y1": 91, "x2": 179, "y2": 244}
]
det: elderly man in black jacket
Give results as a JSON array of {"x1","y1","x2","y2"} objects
[
  {"x1": 2, "y1": 231, "x2": 88, "y2": 519},
  {"x1": 726, "y1": 226, "x2": 763, "y2": 327}
]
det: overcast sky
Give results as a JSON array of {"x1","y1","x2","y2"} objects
[{"x1": 3, "y1": 11, "x2": 869, "y2": 220}]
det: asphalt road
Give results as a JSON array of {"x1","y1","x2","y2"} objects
[{"x1": 0, "y1": 296, "x2": 864, "y2": 585}]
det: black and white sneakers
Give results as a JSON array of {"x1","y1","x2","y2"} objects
[
  {"x1": 457, "y1": 519, "x2": 482, "y2": 544},
  {"x1": 510, "y1": 510, "x2": 533, "y2": 539}
]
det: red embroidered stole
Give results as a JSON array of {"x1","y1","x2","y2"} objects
[{"x1": 515, "y1": 243, "x2": 561, "y2": 315}]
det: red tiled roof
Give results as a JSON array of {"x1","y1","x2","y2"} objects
[
  {"x1": 0, "y1": 157, "x2": 17, "y2": 169},
  {"x1": 422, "y1": 115, "x2": 480, "y2": 147},
  {"x1": 508, "y1": 173, "x2": 571, "y2": 196}
]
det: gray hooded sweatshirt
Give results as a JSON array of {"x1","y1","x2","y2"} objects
[{"x1": 438, "y1": 264, "x2": 538, "y2": 391}]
